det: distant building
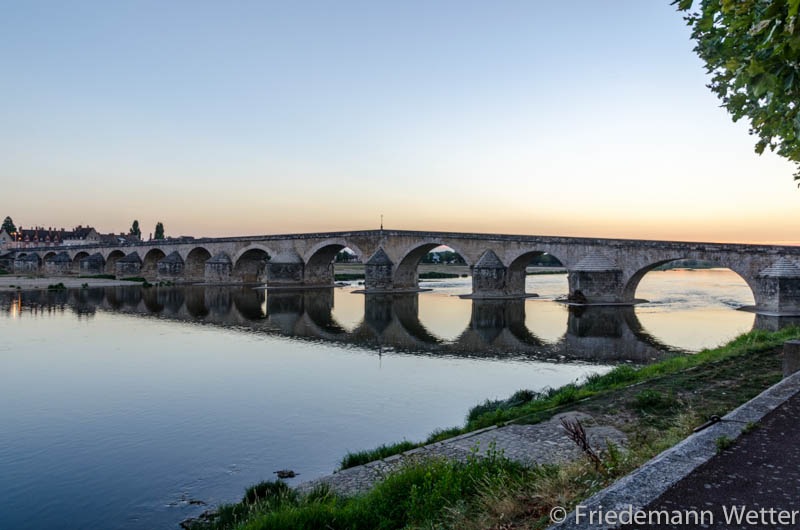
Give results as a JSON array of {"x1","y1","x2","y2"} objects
[
  {"x1": 3, "y1": 226, "x2": 69, "y2": 248},
  {"x1": 99, "y1": 232, "x2": 140, "y2": 245},
  {"x1": 61, "y1": 226, "x2": 100, "y2": 246},
  {"x1": 0, "y1": 229, "x2": 13, "y2": 250},
  {"x1": 0, "y1": 225, "x2": 142, "y2": 249},
  {"x1": 0, "y1": 224, "x2": 157, "y2": 249}
]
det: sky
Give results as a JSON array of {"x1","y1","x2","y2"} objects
[{"x1": 1, "y1": 1, "x2": 797, "y2": 243}]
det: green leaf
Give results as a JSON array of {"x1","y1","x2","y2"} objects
[
  {"x1": 747, "y1": 60, "x2": 766, "y2": 76},
  {"x1": 790, "y1": 0, "x2": 800, "y2": 18}
]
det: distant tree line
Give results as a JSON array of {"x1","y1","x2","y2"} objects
[
  {"x1": 422, "y1": 251, "x2": 466, "y2": 265},
  {"x1": 128, "y1": 219, "x2": 165, "y2": 240},
  {"x1": 335, "y1": 250, "x2": 358, "y2": 263},
  {"x1": 654, "y1": 259, "x2": 718, "y2": 271}
]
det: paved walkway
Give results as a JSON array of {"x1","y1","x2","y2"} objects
[
  {"x1": 634, "y1": 391, "x2": 800, "y2": 529},
  {"x1": 297, "y1": 411, "x2": 627, "y2": 496}
]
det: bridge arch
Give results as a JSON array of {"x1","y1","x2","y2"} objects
[
  {"x1": 185, "y1": 247, "x2": 212, "y2": 281},
  {"x1": 105, "y1": 250, "x2": 126, "y2": 274},
  {"x1": 393, "y1": 241, "x2": 470, "y2": 290},
  {"x1": 233, "y1": 246, "x2": 271, "y2": 283},
  {"x1": 623, "y1": 257, "x2": 758, "y2": 306},
  {"x1": 303, "y1": 239, "x2": 364, "y2": 286},
  {"x1": 505, "y1": 249, "x2": 567, "y2": 296},
  {"x1": 72, "y1": 251, "x2": 90, "y2": 272},
  {"x1": 142, "y1": 248, "x2": 166, "y2": 277}
]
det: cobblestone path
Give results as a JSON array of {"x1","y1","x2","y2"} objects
[{"x1": 297, "y1": 411, "x2": 627, "y2": 497}]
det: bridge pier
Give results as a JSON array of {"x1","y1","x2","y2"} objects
[
  {"x1": 80, "y1": 253, "x2": 106, "y2": 275},
  {"x1": 157, "y1": 252, "x2": 185, "y2": 281},
  {"x1": 204, "y1": 253, "x2": 233, "y2": 283},
  {"x1": 566, "y1": 252, "x2": 627, "y2": 305},
  {"x1": 14, "y1": 254, "x2": 42, "y2": 275},
  {"x1": 470, "y1": 250, "x2": 511, "y2": 298},
  {"x1": 364, "y1": 248, "x2": 394, "y2": 291},
  {"x1": 266, "y1": 250, "x2": 305, "y2": 288},
  {"x1": 116, "y1": 252, "x2": 142, "y2": 277},
  {"x1": 44, "y1": 252, "x2": 72, "y2": 275},
  {"x1": 753, "y1": 258, "x2": 800, "y2": 315}
]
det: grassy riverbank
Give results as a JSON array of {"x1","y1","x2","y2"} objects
[{"x1": 187, "y1": 327, "x2": 800, "y2": 530}]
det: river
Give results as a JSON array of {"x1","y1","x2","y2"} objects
[{"x1": 0, "y1": 269, "x2": 783, "y2": 529}]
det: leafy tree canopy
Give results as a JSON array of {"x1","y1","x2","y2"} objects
[
  {"x1": 676, "y1": 0, "x2": 800, "y2": 181},
  {"x1": 129, "y1": 220, "x2": 141, "y2": 238},
  {"x1": 2, "y1": 216, "x2": 15, "y2": 234},
  {"x1": 154, "y1": 222, "x2": 165, "y2": 240}
]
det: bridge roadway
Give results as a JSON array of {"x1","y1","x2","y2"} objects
[{"x1": 6, "y1": 229, "x2": 800, "y2": 315}]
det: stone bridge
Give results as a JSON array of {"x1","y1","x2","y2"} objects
[{"x1": 7, "y1": 229, "x2": 800, "y2": 315}]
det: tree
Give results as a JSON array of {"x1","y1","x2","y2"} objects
[
  {"x1": 154, "y1": 222, "x2": 165, "y2": 240},
  {"x1": 129, "y1": 220, "x2": 141, "y2": 238},
  {"x1": 675, "y1": 0, "x2": 800, "y2": 182},
  {"x1": 1, "y1": 216, "x2": 15, "y2": 234}
]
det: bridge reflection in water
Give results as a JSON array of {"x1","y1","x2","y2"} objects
[{"x1": 5, "y1": 286, "x2": 797, "y2": 365}]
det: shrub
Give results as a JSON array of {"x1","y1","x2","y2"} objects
[
  {"x1": 418, "y1": 271, "x2": 459, "y2": 279},
  {"x1": 334, "y1": 273, "x2": 364, "y2": 281},
  {"x1": 243, "y1": 480, "x2": 294, "y2": 505}
]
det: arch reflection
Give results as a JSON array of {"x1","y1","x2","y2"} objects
[{"x1": 0, "y1": 285, "x2": 773, "y2": 364}]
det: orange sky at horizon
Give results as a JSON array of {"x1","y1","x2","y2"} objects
[{"x1": 4, "y1": 2, "x2": 800, "y2": 247}]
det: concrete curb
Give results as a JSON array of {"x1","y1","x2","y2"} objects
[{"x1": 548, "y1": 368, "x2": 800, "y2": 530}]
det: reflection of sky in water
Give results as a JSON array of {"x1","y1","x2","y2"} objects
[
  {"x1": 393, "y1": 270, "x2": 755, "y2": 352},
  {"x1": 0, "y1": 290, "x2": 607, "y2": 530},
  {"x1": 0, "y1": 269, "x2": 768, "y2": 530},
  {"x1": 634, "y1": 270, "x2": 755, "y2": 350}
]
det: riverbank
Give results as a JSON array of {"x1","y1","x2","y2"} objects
[
  {"x1": 0, "y1": 274, "x2": 143, "y2": 291},
  {"x1": 185, "y1": 326, "x2": 800, "y2": 530}
]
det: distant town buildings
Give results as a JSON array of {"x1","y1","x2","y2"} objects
[{"x1": 0, "y1": 225, "x2": 141, "y2": 250}]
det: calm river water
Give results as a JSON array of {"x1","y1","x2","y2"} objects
[{"x1": 0, "y1": 270, "x2": 785, "y2": 529}]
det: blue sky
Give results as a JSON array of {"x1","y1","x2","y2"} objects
[{"x1": 1, "y1": 1, "x2": 796, "y2": 242}]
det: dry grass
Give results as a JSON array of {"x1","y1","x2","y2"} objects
[{"x1": 440, "y1": 411, "x2": 702, "y2": 530}]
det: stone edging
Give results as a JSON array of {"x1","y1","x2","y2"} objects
[{"x1": 548, "y1": 368, "x2": 800, "y2": 530}]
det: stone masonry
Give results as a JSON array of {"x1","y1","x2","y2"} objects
[{"x1": 9, "y1": 229, "x2": 800, "y2": 314}]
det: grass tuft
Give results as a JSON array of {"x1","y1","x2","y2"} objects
[
  {"x1": 340, "y1": 441, "x2": 417, "y2": 470},
  {"x1": 715, "y1": 435, "x2": 733, "y2": 454},
  {"x1": 186, "y1": 443, "x2": 518, "y2": 530}
]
